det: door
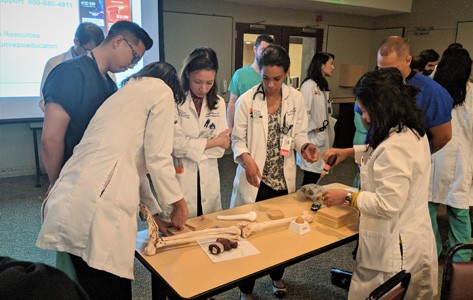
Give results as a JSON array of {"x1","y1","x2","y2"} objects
[
  {"x1": 282, "y1": 26, "x2": 323, "y2": 89},
  {"x1": 235, "y1": 23, "x2": 323, "y2": 90}
]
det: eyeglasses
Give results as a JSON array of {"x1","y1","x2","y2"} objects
[
  {"x1": 122, "y1": 37, "x2": 141, "y2": 65},
  {"x1": 79, "y1": 45, "x2": 94, "y2": 54}
]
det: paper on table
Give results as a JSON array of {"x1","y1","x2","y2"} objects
[{"x1": 197, "y1": 238, "x2": 260, "y2": 263}]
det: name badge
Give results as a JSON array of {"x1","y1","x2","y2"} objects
[{"x1": 280, "y1": 136, "x2": 293, "y2": 156}]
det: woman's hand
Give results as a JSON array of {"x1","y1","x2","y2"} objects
[
  {"x1": 206, "y1": 129, "x2": 231, "y2": 150},
  {"x1": 322, "y1": 189, "x2": 348, "y2": 207},
  {"x1": 152, "y1": 215, "x2": 175, "y2": 237},
  {"x1": 217, "y1": 128, "x2": 231, "y2": 149},
  {"x1": 322, "y1": 148, "x2": 354, "y2": 166},
  {"x1": 241, "y1": 153, "x2": 261, "y2": 188},
  {"x1": 301, "y1": 143, "x2": 319, "y2": 163},
  {"x1": 169, "y1": 198, "x2": 189, "y2": 228}
]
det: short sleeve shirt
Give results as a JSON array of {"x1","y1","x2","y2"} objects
[
  {"x1": 43, "y1": 54, "x2": 117, "y2": 163},
  {"x1": 228, "y1": 65, "x2": 261, "y2": 97},
  {"x1": 407, "y1": 72, "x2": 452, "y2": 129}
]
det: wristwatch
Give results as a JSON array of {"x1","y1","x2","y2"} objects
[{"x1": 344, "y1": 192, "x2": 352, "y2": 204}]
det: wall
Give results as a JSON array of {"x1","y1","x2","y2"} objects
[
  {"x1": 373, "y1": 0, "x2": 473, "y2": 55},
  {"x1": 0, "y1": 123, "x2": 41, "y2": 177},
  {"x1": 325, "y1": 26, "x2": 404, "y2": 98},
  {"x1": 1, "y1": 0, "x2": 470, "y2": 178},
  {"x1": 162, "y1": 12, "x2": 233, "y2": 102}
]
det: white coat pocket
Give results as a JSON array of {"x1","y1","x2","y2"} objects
[{"x1": 357, "y1": 229, "x2": 401, "y2": 273}]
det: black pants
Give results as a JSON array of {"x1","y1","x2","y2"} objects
[
  {"x1": 69, "y1": 254, "x2": 131, "y2": 300},
  {"x1": 239, "y1": 181, "x2": 287, "y2": 294},
  {"x1": 301, "y1": 170, "x2": 321, "y2": 186}
]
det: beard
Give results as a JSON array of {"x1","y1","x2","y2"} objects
[{"x1": 422, "y1": 69, "x2": 433, "y2": 76}]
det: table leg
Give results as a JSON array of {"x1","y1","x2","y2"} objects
[
  {"x1": 32, "y1": 128, "x2": 42, "y2": 187},
  {"x1": 151, "y1": 273, "x2": 168, "y2": 300}
]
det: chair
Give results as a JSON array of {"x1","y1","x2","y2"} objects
[
  {"x1": 441, "y1": 243, "x2": 473, "y2": 300},
  {"x1": 366, "y1": 270, "x2": 411, "y2": 300}
]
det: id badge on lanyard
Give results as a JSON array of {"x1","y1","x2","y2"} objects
[{"x1": 280, "y1": 136, "x2": 293, "y2": 156}]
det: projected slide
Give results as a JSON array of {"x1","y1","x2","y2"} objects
[{"x1": 0, "y1": 0, "x2": 142, "y2": 120}]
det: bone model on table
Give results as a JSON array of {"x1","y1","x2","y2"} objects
[
  {"x1": 139, "y1": 204, "x2": 240, "y2": 255},
  {"x1": 217, "y1": 211, "x2": 257, "y2": 221},
  {"x1": 140, "y1": 204, "x2": 313, "y2": 255},
  {"x1": 148, "y1": 226, "x2": 242, "y2": 255},
  {"x1": 208, "y1": 238, "x2": 239, "y2": 255},
  {"x1": 239, "y1": 211, "x2": 314, "y2": 238},
  {"x1": 139, "y1": 204, "x2": 161, "y2": 256}
]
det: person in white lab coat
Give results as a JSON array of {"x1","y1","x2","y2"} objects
[
  {"x1": 322, "y1": 68, "x2": 438, "y2": 299},
  {"x1": 36, "y1": 62, "x2": 189, "y2": 300},
  {"x1": 429, "y1": 45, "x2": 473, "y2": 262},
  {"x1": 296, "y1": 52, "x2": 336, "y2": 185},
  {"x1": 231, "y1": 44, "x2": 319, "y2": 300},
  {"x1": 171, "y1": 47, "x2": 230, "y2": 218}
]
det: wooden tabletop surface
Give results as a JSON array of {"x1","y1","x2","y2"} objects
[{"x1": 135, "y1": 182, "x2": 358, "y2": 299}]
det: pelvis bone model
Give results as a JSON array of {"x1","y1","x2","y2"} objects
[{"x1": 139, "y1": 205, "x2": 313, "y2": 255}]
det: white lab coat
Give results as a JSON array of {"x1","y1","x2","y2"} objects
[
  {"x1": 296, "y1": 79, "x2": 336, "y2": 173},
  {"x1": 230, "y1": 84, "x2": 310, "y2": 207},
  {"x1": 429, "y1": 82, "x2": 473, "y2": 208},
  {"x1": 36, "y1": 77, "x2": 183, "y2": 279},
  {"x1": 171, "y1": 92, "x2": 227, "y2": 217},
  {"x1": 349, "y1": 128, "x2": 438, "y2": 300}
]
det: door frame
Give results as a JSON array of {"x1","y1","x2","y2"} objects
[{"x1": 235, "y1": 22, "x2": 324, "y2": 70}]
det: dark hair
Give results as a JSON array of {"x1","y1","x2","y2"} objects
[
  {"x1": 447, "y1": 43, "x2": 463, "y2": 50},
  {"x1": 255, "y1": 34, "x2": 274, "y2": 48},
  {"x1": 353, "y1": 68, "x2": 425, "y2": 150},
  {"x1": 180, "y1": 47, "x2": 219, "y2": 109},
  {"x1": 258, "y1": 44, "x2": 290, "y2": 72},
  {"x1": 75, "y1": 22, "x2": 104, "y2": 46},
  {"x1": 105, "y1": 21, "x2": 153, "y2": 50},
  {"x1": 419, "y1": 49, "x2": 439, "y2": 62},
  {"x1": 434, "y1": 47, "x2": 472, "y2": 107},
  {"x1": 302, "y1": 52, "x2": 334, "y2": 91},
  {"x1": 410, "y1": 55, "x2": 427, "y2": 72},
  {"x1": 122, "y1": 62, "x2": 185, "y2": 104}
]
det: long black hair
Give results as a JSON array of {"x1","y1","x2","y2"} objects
[
  {"x1": 434, "y1": 46, "x2": 472, "y2": 108},
  {"x1": 302, "y1": 52, "x2": 334, "y2": 91},
  {"x1": 122, "y1": 61, "x2": 185, "y2": 104},
  {"x1": 180, "y1": 47, "x2": 219, "y2": 110},
  {"x1": 353, "y1": 68, "x2": 425, "y2": 150}
]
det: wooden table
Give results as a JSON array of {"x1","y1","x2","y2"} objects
[{"x1": 135, "y1": 183, "x2": 358, "y2": 299}]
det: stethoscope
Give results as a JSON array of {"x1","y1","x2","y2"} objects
[
  {"x1": 250, "y1": 84, "x2": 264, "y2": 119},
  {"x1": 252, "y1": 83, "x2": 265, "y2": 101},
  {"x1": 251, "y1": 83, "x2": 293, "y2": 135}
]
